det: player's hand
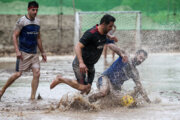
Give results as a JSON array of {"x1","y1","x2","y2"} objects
[
  {"x1": 16, "y1": 51, "x2": 23, "y2": 60},
  {"x1": 111, "y1": 36, "x2": 118, "y2": 42},
  {"x1": 122, "y1": 55, "x2": 128, "y2": 63},
  {"x1": 41, "y1": 53, "x2": 47, "y2": 62},
  {"x1": 81, "y1": 84, "x2": 91, "y2": 95},
  {"x1": 79, "y1": 62, "x2": 88, "y2": 73}
]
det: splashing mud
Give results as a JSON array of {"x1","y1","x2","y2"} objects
[
  {"x1": 58, "y1": 89, "x2": 147, "y2": 112},
  {"x1": 59, "y1": 93, "x2": 99, "y2": 111}
]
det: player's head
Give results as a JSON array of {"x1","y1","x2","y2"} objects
[
  {"x1": 100, "y1": 14, "x2": 116, "y2": 34},
  {"x1": 27, "y1": 1, "x2": 39, "y2": 19},
  {"x1": 133, "y1": 49, "x2": 148, "y2": 66}
]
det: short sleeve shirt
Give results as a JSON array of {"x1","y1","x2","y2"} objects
[
  {"x1": 102, "y1": 56, "x2": 140, "y2": 89},
  {"x1": 15, "y1": 15, "x2": 40, "y2": 54},
  {"x1": 79, "y1": 24, "x2": 107, "y2": 66}
]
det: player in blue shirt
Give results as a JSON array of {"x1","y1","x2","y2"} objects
[
  {"x1": 0, "y1": 1, "x2": 47, "y2": 100},
  {"x1": 88, "y1": 43, "x2": 151, "y2": 103}
]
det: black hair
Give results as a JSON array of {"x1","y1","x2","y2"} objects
[
  {"x1": 136, "y1": 49, "x2": 148, "y2": 57},
  {"x1": 100, "y1": 14, "x2": 116, "y2": 25},
  {"x1": 28, "y1": 1, "x2": 39, "y2": 8}
]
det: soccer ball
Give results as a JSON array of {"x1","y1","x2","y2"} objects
[{"x1": 120, "y1": 95, "x2": 135, "y2": 107}]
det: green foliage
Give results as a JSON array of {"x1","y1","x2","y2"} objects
[
  {"x1": 1, "y1": 0, "x2": 179, "y2": 13},
  {"x1": 121, "y1": 0, "x2": 179, "y2": 14},
  {"x1": 73, "y1": 0, "x2": 122, "y2": 11}
]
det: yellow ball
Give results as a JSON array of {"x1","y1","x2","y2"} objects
[{"x1": 120, "y1": 95, "x2": 135, "y2": 107}]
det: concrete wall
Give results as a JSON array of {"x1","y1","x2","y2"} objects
[
  {"x1": 0, "y1": 15, "x2": 180, "y2": 56},
  {"x1": 114, "y1": 30, "x2": 180, "y2": 53},
  {"x1": 0, "y1": 15, "x2": 74, "y2": 56}
]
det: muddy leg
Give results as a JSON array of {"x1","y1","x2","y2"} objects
[{"x1": 0, "y1": 72, "x2": 22, "y2": 100}]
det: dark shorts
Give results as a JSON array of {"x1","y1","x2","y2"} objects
[
  {"x1": 106, "y1": 38, "x2": 115, "y2": 44},
  {"x1": 72, "y1": 58, "x2": 95, "y2": 85}
]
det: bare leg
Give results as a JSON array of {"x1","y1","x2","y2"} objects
[
  {"x1": 0, "y1": 72, "x2": 22, "y2": 100},
  {"x1": 89, "y1": 87, "x2": 110, "y2": 102},
  {"x1": 103, "y1": 45, "x2": 108, "y2": 59},
  {"x1": 89, "y1": 76, "x2": 110, "y2": 102},
  {"x1": 50, "y1": 75, "x2": 63, "y2": 89},
  {"x1": 50, "y1": 75, "x2": 91, "y2": 92},
  {"x1": 112, "y1": 50, "x2": 115, "y2": 59},
  {"x1": 31, "y1": 68, "x2": 40, "y2": 100}
]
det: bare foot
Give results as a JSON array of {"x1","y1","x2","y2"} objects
[
  {"x1": 30, "y1": 97, "x2": 36, "y2": 100},
  {"x1": 50, "y1": 75, "x2": 63, "y2": 89},
  {"x1": 28, "y1": 98, "x2": 37, "y2": 103},
  {"x1": 80, "y1": 84, "x2": 91, "y2": 95},
  {"x1": 85, "y1": 85, "x2": 91, "y2": 95}
]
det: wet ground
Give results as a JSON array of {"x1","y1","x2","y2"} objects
[{"x1": 0, "y1": 54, "x2": 180, "y2": 120}]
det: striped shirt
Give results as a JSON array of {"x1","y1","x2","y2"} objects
[{"x1": 15, "y1": 15, "x2": 40, "y2": 54}]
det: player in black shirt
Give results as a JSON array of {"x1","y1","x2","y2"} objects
[{"x1": 50, "y1": 14, "x2": 117, "y2": 94}]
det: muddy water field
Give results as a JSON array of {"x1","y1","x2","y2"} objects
[{"x1": 0, "y1": 54, "x2": 180, "y2": 120}]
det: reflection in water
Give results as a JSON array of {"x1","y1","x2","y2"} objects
[{"x1": 0, "y1": 54, "x2": 180, "y2": 120}]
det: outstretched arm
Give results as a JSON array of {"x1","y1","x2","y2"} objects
[
  {"x1": 107, "y1": 43, "x2": 128, "y2": 62},
  {"x1": 133, "y1": 77, "x2": 151, "y2": 103},
  {"x1": 37, "y1": 31, "x2": 47, "y2": 62},
  {"x1": 12, "y1": 29, "x2": 22, "y2": 60},
  {"x1": 74, "y1": 42, "x2": 88, "y2": 73}
]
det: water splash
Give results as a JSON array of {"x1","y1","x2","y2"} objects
[{"x1": 58, "y1": 93, "x2": 99, "y2": 111}]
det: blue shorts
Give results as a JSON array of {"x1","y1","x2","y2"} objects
[{"x1": 106, "y1": 38, "x2": 115, "y2": 44}]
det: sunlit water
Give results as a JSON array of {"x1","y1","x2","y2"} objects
[{"x1": 0, "y1": 54, "x2": 180, "y2": 120}]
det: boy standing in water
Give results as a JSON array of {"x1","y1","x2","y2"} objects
[{"x1": 0, "y1": 1, "x2": 46, "y2": 100}]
